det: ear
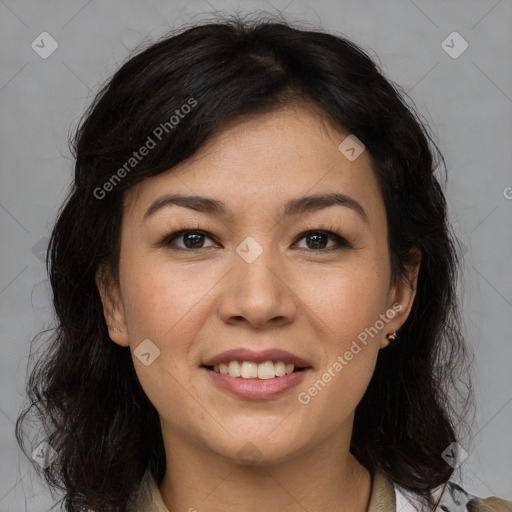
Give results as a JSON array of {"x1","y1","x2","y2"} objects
[
  {"x1": 380, "y1": 247, "x2": 421, "y2": 349},
  {"x1": 95, "y1": 263, "x2": 130, "y2": 347}
]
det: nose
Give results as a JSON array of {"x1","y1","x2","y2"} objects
[{"x1": 217, "y1": 244, "x2": 298, "y2": 330}]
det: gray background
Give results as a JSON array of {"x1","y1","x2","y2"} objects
[{"x1": 1, "y1": 0, "x2": 511, "y2": 510}]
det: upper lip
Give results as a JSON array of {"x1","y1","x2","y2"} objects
[{"x1": 202, "y1": 348, "x2": 312, "y2": 368}]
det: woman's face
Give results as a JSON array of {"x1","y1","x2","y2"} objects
[{"x1": 97, "y1": 104, "x2": 418, "y2": 465}]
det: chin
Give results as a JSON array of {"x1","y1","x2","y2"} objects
[{"x1": 203, "y1": 430, "x2": 310, "y2": 467}]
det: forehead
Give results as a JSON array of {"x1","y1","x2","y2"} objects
[{"x1": 123, "y1": 104, "x2": 385, "y2": 227}]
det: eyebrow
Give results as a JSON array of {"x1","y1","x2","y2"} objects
[{"x1": 143, "y1": 192, "x2": 369, "y2": 224}]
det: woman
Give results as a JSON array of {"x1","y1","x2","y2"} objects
[{"x1": 16, "y1": 15, "x2": 512, "y2": 512}]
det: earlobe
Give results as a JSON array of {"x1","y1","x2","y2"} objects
[
  {"x1": 386, "y1": 331, "x2": 397, "y2": 342},
  {"x1": 383, "y1": 247, "x2": 422, "y2": 345},
  {"x1": 95, "y1": 264, "x2": 130, "y2": 347}
]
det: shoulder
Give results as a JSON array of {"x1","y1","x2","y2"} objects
[{"x1": 395, "y1": 479, "x2": 512, "y2": 512}]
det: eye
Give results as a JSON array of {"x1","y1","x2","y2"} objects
[
  {"x1": 160, "y1": 229, "x2": 218, "y2": 251},
  {"x1": 293, "y1": 228, "x2": 352, "y2": 252},
  {"x1": 158, "y1": 225, "x2": 352, "y2": 253}
]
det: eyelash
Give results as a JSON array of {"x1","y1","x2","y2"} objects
[{"x1": 158, "y1": 224, "x2": 352, "y2": 253}]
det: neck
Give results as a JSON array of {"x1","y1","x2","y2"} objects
[{"x1": 158, "y1": 427, "x2": 372, "y2": 512}]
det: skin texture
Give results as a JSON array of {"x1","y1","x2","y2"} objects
[{"x1": 96, "y1": 104, "x2": 420, "y2": 512}]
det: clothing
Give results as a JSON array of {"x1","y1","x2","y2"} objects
[{"x1": 127, "y1": 467, "x2": 512, "y2": 511}]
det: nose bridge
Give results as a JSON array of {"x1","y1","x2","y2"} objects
[
  {"x1": 234, "y1": 233, "x2": 282, "y2": 297},
  {"x1": 218, "y1": 233, "x2": 297, "y2": 327}
]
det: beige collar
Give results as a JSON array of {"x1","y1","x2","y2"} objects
[
  {"x1": 129, "y1": 467, "x2": 396, "y2": 512},
  {"x1": 367, "y1": 468, "x2": 396, "y2": 511}
]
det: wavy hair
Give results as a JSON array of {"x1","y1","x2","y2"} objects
[{"x1": 16, "y1": 13, "x2": 473, "y2": 511}]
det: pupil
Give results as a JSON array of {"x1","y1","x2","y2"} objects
[
  {"x1": 307, "y1": 233, "x2": 327, "y2": 249},
  {"x1": 184, "y1": 232, "x2": 204, "y2": 249}
]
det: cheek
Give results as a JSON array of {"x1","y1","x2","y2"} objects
[
  {"x1": 296, "y1": 260, "x2": 388, "y2": 407},
  {"x1": 295, "y1": 334, "x2": 379, "y2": 443},
  {"x1": 119, "y1": 257, "x2": 209, "y2": 428},
  {"x1": 300, "y1": 261, "x2": 390, "y2": 338},
  {"x1": 119, "y1": 252, "x2": 211, "y2": 342}
]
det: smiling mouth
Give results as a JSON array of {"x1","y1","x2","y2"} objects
[
  {"x1": 203, "y1": 365, "x2": 307, "y2": 373},
  {"x1": 202, "y1": 361, "x2": 310, "y2": 380}
]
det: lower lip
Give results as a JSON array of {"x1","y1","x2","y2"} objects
[{"x1": 202, "y1": 367, "x2": 311, "y2": 400}]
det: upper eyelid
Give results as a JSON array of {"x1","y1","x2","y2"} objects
[
  {"x1": 170, "y1": 221, "x2": 343, "y2": 235},
  {"x1": 165, "y1": 225, "x2": 344, "y2": 239}
]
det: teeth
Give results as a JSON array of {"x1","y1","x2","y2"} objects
[
  {"x1": 274, "y1": 361, "x2": 286, "y2": 377},
  {"x1": 257, "y1": 361, "x2": 274, "y2": 380},
  {"x1": 212, "y1": 360, "x2": 299, "y2": 379},
  {"x1": 228, "y1": 360, "x2": 241, "y2": 377},
  {"x1": 241, "y1": 361, "x2": 258, "y2": 378}
]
